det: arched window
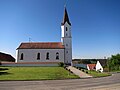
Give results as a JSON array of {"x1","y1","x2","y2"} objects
[
  {"x1": 66, "y1": 27, "x2": 68, "y2": 31},
  {"x1": 66, "y1": 44, "x2": 68, "y2": 47},
  {"x1": 37, "y1": 53, "x2": 40, "y2": 60},
  {"x1": 56, "y1": 52, "x2": 59, "y2": 60},
  {"x1": 66, "y1": 33, "x2": 67, "y2": 36},
  {"x1": 46, "y1": 52, "x2": 49, "y2": 60},
  {"x1": 20, "y1": 53, "x2": 23, "y2": 60},
  {"x1": 66, "y1": 51, "x2": 68, "y2": 53}
]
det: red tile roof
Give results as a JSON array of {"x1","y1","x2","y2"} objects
[
  {"x1": 87, "y1": 64, "x2": 96, "y2": 70},
  {"x1": 0, "y1": 52, "x2": 15, "y2": 62},
  {"x1": 17, "y1": 42, "x2": 65, "y2": 49}
]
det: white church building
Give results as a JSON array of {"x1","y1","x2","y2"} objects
[{"x1": 16, "y1": 8, "x2": 72, "y2": 65}]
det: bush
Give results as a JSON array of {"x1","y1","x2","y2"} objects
[
  {"x1": 82, "y1": 69, "x2": 84, "y2": 72},
  {"x1": 58, "y1": 62, "x2": 64, "y2": 67},
  {"x1": 70, "y1": 71, "x2": 73, "y2": 73},
  {"x1": 104, "y1": 68, "x2": 109, "y2": 72}
]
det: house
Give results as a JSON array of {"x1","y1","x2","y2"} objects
[
  {"x1": 96, "y1": 61, "x2": 103, "y2": 72},
  {"x1": 87, "y1": 64, "x2": 96, "y2": 71},
  {"x1": 87, "y1": 61, "x2": 103, "y2": 72},
  {"x1": 72, "y1": 59, "x2": 106, "y2": 72},
  {"x1": 0, "y1": 52, "x2": 15, "y2": 62},
  {"x1": 16, "y1": 8, "x2": 72, "y2": 65},
  {"x1": 72, "y1": 59, "x2": 107, "y2": 67}
]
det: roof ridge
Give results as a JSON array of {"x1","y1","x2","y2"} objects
[
  {"x1": 21, "y1": 42, "x2": 62, "y2": 43},
  {"x1": 17, "y1": 42, "x2": 64, "y2": 49}
]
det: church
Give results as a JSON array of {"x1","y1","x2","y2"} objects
[{"x1": 16, "y1": 8, "x2": 72, "y2": 65}]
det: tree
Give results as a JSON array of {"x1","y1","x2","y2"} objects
[
  {"x1": 78, "y1": 60, "x2": 91, "y2": 64},
  {"x1": 58, "y1": 62, "x2": 64, "y2": 67},
  {"x1": 107, "y1": 54, "x2": 120, "y2": 71}
]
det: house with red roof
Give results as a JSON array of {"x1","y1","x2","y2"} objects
[
  {"x1": 16, "y1": 8, "x2": 72, "y2": 65},
  {"x1": 87, "y1": 64, "x2": 96, "y2": 71},
  {"x1": 87, "y1": 61, "x2": 103, "y2": 72}
]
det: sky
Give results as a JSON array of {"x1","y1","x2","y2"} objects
[{"x1": 0, "y1": 0, "x2": 120, "y2": 59}]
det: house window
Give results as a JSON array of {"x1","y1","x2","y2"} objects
[
  {"x1": 66, "y1": 27, "x2": 68, "y2": 31},
  {"x1": 20, "y1": 53, "x2": 23, "y2": 60},
  {"x1": 56, "y1": 52, "x2": 59, "y2": 60},
  {"x1": 37, "y1": 53, "x2": 40, "y2": 60},
  {"x1": 46, "y1": 52, "x2": 49, "y2": 60}
]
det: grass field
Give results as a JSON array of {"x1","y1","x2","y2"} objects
[
  {"x1": 0, "y1": 67, "x2": 79, "y2": 80},
  {"x1": 87, "y1": 70, "x2": 111, "y2": 77}
]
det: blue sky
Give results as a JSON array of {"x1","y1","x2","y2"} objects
[{"x1": 0, "y1": 0, "x2": 120, "y2": 59}]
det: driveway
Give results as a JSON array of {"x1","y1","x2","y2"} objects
[
  {"x1": 0, "y1": 73, "x2": 120, "y2": 90},
  {"x1": 67, "y1": 66, "x2": 92, "y2": 78}
]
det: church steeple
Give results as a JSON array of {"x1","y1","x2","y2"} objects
[
  {"x1": 61, "y1": 7, "x2": 71, "y2": 26},
  {"x1": 61, "y1": 7, "x2": 72, "y2": 64}
]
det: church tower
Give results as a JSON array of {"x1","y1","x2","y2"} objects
[{"x1": 61, "y1": 7, "x2": 72, "y2": 64}]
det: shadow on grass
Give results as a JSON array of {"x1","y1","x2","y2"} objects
[
  {"x1": 0, "y1": 72, "x2": 11, "y2": 75},
  {"x1": 0, "y1": 68, "x2": 9, "y2": 71},
  {"x1": 0, "y1": 68, "x2": 10, "y2": 75}
]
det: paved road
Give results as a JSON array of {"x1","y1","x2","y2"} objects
[{"x1": 0, "y1": 73, "x2": 120, "y2": 90}]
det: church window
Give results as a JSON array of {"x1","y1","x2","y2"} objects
[
  {"x1": 56, "y1": 52, "x2": 59, "y2": 60},
  {"x1": 66, "y1": 33, "x2": 67, "y2": 36},
  {"x1": 20, "y1": 53, "x2": 23, "y2": 60},
  {"x1": 66, "y1": 44, "x2": 68, "y2": 46},
  {"x1": 66, "y1": 27, "x2": 68, "y2": 31},
  {"x1": 37, "y1": 53, "x2": 40, "y2": 60},
  {"x1": 66, "y1": 51, "x2": 68, "y2": 53},
  {"x1": 46, "y1": 52, "x2": 49, "y2": 60}
]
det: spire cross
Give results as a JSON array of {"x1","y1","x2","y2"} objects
[
  {"x1": 29, "y1": 37, "x2": 31, "y2": 42},
  {"x1": 64, "y1": 0, "x2": 68, "y2": 8}
]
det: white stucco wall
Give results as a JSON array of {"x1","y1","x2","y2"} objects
[
  {"x1": 87, "y1": 65, "x2": 90, "y2": 70},
  {"x1": 96, "y1": 61, "x2": 103, "y2": 72},
  {"x1": 61, "y1": 23, "x2": 71, "y2": 38},
  {"x1": 61, "y1": 22, "x2": 72, "y2": 64},
  {"x1": 16, "y1": 50, "x2": 18, "y2": 63},
  {"x1": 16, "y1": 49, "x2": 64, "y2": 63}
]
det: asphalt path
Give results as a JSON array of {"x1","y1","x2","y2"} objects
[{"x1": 0, "y1": 73, "x2": 120, "y2": 90}]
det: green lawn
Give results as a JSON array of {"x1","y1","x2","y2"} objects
[
  {"x1": 87, "y1": 70, "x2": 111, "y2": 77},
  {"x1": 0, "y1": 67, "x2": 79, "y2": 80},
  {"x1": 111, "y1": 70, "x2": 120, "y2": 73}
]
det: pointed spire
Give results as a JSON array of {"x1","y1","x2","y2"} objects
[{"x1": 61, "y1": 7, "x2": 71, "y2": 26}]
